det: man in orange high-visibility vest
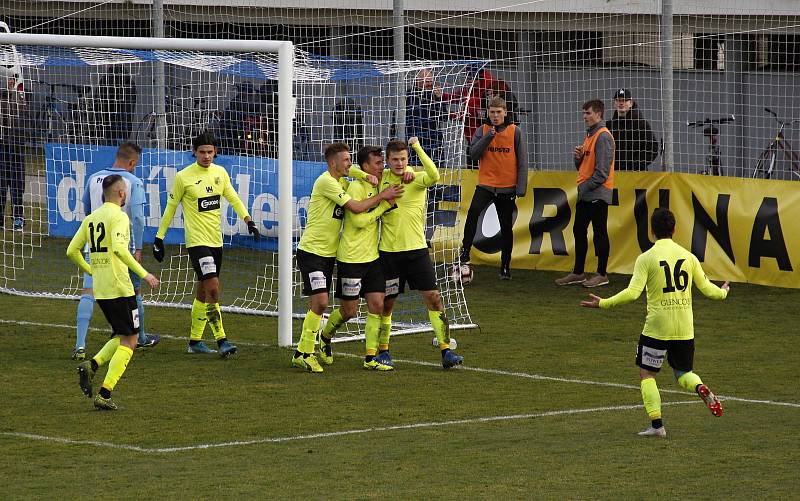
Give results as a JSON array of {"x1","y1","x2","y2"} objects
[{"x1": 556, "y1": 99, "x2": 615, "y2": 289}]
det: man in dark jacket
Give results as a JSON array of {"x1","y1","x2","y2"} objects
[
  {"x1": 606, "y1": 88, "x2": 658, "y2": 171},
  {"x1": 406, "y1": 69, "x2": 451, "y2": 163},
  {"x1": 0, "y1": 72, "x2": 26, "y2": 231}
]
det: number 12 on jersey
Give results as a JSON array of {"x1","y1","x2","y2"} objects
[{"x1": 88, "y1": 222, "x2": 108, "y2": 253}]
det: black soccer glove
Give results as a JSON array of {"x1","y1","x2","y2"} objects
[
  {"x1": 153, "y1": 237, "x2": 165, "y2": 263},
  {"x1": 247, "y1": 220, "x2": 261, "y2": 241}
]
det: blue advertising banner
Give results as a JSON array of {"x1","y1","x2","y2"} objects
[{"x1": 46, "y1": 144, "x2": 326, "y2": 251}]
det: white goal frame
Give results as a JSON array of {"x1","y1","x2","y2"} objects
[{"x1": 0, "y1": 33, "x2": 297, "y2": 347}]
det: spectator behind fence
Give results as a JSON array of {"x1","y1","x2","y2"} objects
[
  {"x1": 97, "y1": 65, "x2": 137, "y2": 144},
  {"x1": 463, "y1": 66, "x2": 494, "y2": 147},
  {"x1": 484, "y1": 79, "x2": 519, "y2": 125},
  {"x1": 0, "y1": 71, "x2": 27, "y2": 231},
  {"x1": 405, "y1": 69, "x2": 451, "y2": 163},
  {"x1": 606, "y1": 88, "x2": 658, "y2": 171},
  {"x1": 555, "y1": 99, "x2": 615, "y2": 289}
]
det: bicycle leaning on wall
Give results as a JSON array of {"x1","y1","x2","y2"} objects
[
  {"x1": 686, "y1": 114, "x2": 734, "y2": 176},
  {"x1": 751, "y1": 107, "x2": 800, "y2": 180}
]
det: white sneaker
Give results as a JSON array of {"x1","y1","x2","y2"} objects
[{"x1": 637, "y1": 426, "x2": 667, "y2": 438}]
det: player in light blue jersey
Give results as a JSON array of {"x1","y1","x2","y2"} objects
[{"x1": 71, "y1": 142, "x2": 160, "y2": 360}]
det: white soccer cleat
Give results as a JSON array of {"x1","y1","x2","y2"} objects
[{"x1": 637, "y1": 426, "x2": 667, "y2": 438}]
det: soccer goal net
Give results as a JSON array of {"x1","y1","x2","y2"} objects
[{"x1": 0, "y1": 34, "x2": 478, "y2": 346}]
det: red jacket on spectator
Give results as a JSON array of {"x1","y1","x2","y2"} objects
[{"x1": 463, "y1": 68, "x2": 494, "y2": 142}]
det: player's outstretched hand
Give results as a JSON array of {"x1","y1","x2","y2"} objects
[
  {"x1": 580, "y1": 293, "x2": 602, "y2": 308},
  {"x1": 408, "y1": 136, "x2": 419, "y2": 146},
  {"x1": 247, "y1": 220, "x2": 261, "y2": 241},
  {"x1": 364, "y1": 174, "x2": 379, "y2": 187},
  {"x1": 721, "y1": 281, "x2": 730, "y2": 292},
  {"x1": 152, "y1": 237, "x2": 165, "y2": 263},
  {"x1": 143, "y1": 273, "x2": 160, "y2": 289}
]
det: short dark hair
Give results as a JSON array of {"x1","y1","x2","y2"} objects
[
  {"x1": 385, "y1": 139, "x2": 408, "y2": 156},
  {"x1": 192, "y1": 132, "x2": 218, "y2": 150},
  {"x1": 102, "y1": 174, "x2": 124, "y2": 198},
  {"x1": 582, "y1": 99, "x2": 604, "y2": 115},
  {"x1": 324, "y1": 142, "x2": 350, "y2": 161},
  {"x1": 651, "y1": 208, "x2": 676, "y2": 239},
  {"x1": 356, "y1": 145, "x2": 383, "y2": 167},
  {"x1": 488, "y1": 96, "x2": 507, "y2": 110},
  {"x1": 116, "y1": 141, "x2": 141, "y2": 162}
]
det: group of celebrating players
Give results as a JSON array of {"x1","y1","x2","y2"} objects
[
  {"x1": 65, "y1": 127, "x2": 728, "y2": 441},
  {"x1": 66, "y1": 132, "x2": 462, "y2": 411}
]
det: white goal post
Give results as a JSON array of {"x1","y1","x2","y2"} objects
[
  {"x1": 0, "y1": 32, "x2": 478, "y2": 348},
  {"x1": 0, "y1": 33, "x2": 297, "y2": 346}
]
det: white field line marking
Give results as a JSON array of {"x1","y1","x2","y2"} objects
[
  {"x1": 1, "y1": 401, "x2": 698, "y2": 454},
  {"x1": 2, "y1": 318, "x2": 798, "y2": 409}
]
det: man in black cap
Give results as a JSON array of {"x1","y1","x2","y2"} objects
[{"x1": 607, "y1": 88, "x2": 659, "y2": 171}]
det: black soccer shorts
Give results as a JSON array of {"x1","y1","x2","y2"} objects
[
  {"x1": 335, "y1": 259, "x2": 385, "y2": 300},
  {"x1": 188, "y1": 246, "x2": 223, "y2": 281},
  {"x1": 297, "y1": 248, "x2": 336, "y2": 296},
  {"x1": 380, "y1": 248, "x2": 438, "y2": 299},
  {"x1": 636, "y1": 335, "x2": 695, "y2": 373},
  {"x1": 96, "y1": 295, "x2": 140, "y2": 337}
]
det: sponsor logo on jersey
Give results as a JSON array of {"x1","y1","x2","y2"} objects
[
  {"x1": 205, "y1": 186, "x2": 213, "y2": 193},
  {"x1": 487, "y1": 146, "x2": 511, "y2": 153},
  {"x1": 332, "y1": 206, "x2": 344, "y2": 220},
  {"x1": 214, "y1": 177, "x2": 220, "y2": 185},
  {"x1": 198, "y1": 195, "x2": 221, "y2": 212}
]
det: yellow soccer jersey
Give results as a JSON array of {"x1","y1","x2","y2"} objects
[
  {"x1": 337, "y1": 178, "x2": 393, "y2": 263},
  {"x1": 66, "y1": 202, "x2": 148, "y2": 300},
  {"x1": 156, "y1": 162, "x2": 250, "y2": 248},
  {"x1": 379, "y1": 143, "x2": 440, "y2": 253},
  {"x1": 599, "y1": 238, "x2": 727, "y2": 340},
  {"x1": 298, "y1": 171, "x2": 353, "y2": 258}
]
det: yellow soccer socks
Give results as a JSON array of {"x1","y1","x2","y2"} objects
[
  {"x1": 298, "y1": 310, "x2": 321, "y2": 355},
  {"x1": 321, "y1": 308, "x2": 344, "y2": 340},
  {"x1": 101, "y1": 345, "x2": 133, "y2": 394},
  {"x1": 428, "y1": 309, "x2": 450, "y2": 349},
  {"x1": 92, "y1": 336, "x2": 120, "y2": 368},
  {"x1": 206, "y1": 302, "x2": 226, "y2": 341},
  {"x1": 677, "y1": 371, "x2": 703, "y2": 392},
  {"x1": 364, "y1": 313, "x2": 381, "y2": 359},
  {"x1": 378, "y1": 314, "x2": 392, "y2": 352},
  {"x1": 190, "y1": 298, "x2": 208, "y2": 341},
  {"x1": 640, "y1": 377, "x2": 662, "y2": 423}
]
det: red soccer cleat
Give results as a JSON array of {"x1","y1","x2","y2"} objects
[{"x1": 697, "y1": 384, "x2": 723, "y2": 417}]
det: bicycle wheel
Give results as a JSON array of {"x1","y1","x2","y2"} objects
[{"x1": 752, "y1": 148, "x2": 775, "y2": 179}]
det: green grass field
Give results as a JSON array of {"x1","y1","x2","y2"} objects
[{"x1": 1, "y1": 267, "x2": 798, "y2": 500}]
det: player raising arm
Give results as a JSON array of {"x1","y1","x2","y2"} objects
[
  {"x1": 292, "y1": 142, "x2": 402, "y2": 373},
  {"x1": 379, "y1": 137, "x2": 464, "y2": 369},
  {"x1": 581, "y1": 208, "x2": 729, "y2": 437},
  {"x1": 67, "y1": 174, "x2": 160, "y2": 410},
  {"x1": 152, "y1": 132, "x2": 260, "y2": 357}
]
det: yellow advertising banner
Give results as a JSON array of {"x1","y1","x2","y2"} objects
[{"x1": 446, "y1": 170, "x2": 800, "y2": 288}]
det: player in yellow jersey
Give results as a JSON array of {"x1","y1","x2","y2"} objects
[
  {"x1": 67, "y1": 174, "x2": 160, "y2": 410},
  {"x1": 379, "y1": 137, "x2": 464, "y2": 369},
  {"x1": 293, "y1": 142, "x2": 403, "y2": 373},
  {"x1": 581, "y1": 208, "x2": 729, "y2": 437},
  {"x1": 316, "y1": 145, "x2": 401, "y2": 371},
  {"x1": 152, "y1": 132, "x2": 260, "y2": 357}
]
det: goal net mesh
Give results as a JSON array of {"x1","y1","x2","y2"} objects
[{"x1": 0, "y1": 43, "x2": 479, "y2": 339}]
